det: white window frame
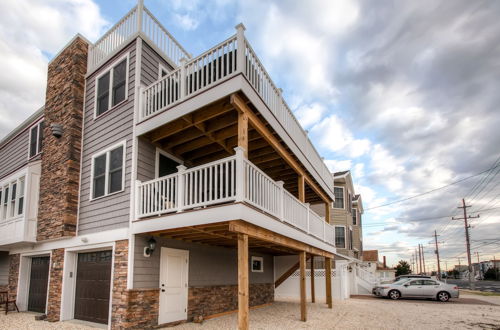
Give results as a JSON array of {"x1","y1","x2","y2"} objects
[
  {"x1": 334, "y1": 225, "x2": 346, "y2": 249},
  {"x1": 352, "y1": 208, "x2": 357, "y2": 225},
  {"x1": 348, "y1": 226, "x2": 353, "y2": 250},
  {"x1": 0, "y1": 174, "x2": 26, "y2": 222},
  {"x1": 94, "y1": 53, "x2": 130, "y2": 120},
  {"x1": 89, "y1": 141, "x2": 127, "y2": 201},
  {"x1": 251, "y1": 256, "x2": 264, "y2": 273},
  {"x1": 155, "y1": 148, "x2": 183, "y2": 178},
  {"x1": 158, "y1": 63, "x2": 170, "y2": 79},
  {"x1": 333, "y1": 186, "x2": 345, "y2": 209},
  {"x1": 28, "y1": 119, "x2": 44, "y2": 159}
]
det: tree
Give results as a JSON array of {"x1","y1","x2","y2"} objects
[
  {"x1": 484, "y1": 268, "x2": 499, "y2": 280},
  {"x1": 395, "y1": 260, "x2": 411, "y2": 277}
]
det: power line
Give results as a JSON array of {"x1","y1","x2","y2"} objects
[{"x1": 364, "y1": 162, "x2": 500, "y2": 211}]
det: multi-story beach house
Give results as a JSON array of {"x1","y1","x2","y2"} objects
[{"x1": 0, "y1": 2, "x2": 342, "y2": 329}]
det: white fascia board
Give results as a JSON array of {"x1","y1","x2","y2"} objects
[
  {"x1": 131, "y1": 203, "x2": 336, "y2": 254},
  {"x1": 9, "y1": 228, "x2": 129, "y2": 255}
]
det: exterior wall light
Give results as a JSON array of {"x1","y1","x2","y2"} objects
[
  {"x1": 143, "y1": 237, "x2": 157, "y2": 257},
  {"x1": 51, "y1": 123, "x2": 63, "y2": 138}
]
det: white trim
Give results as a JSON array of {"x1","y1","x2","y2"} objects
[
  {"x1": 16, "y1": 251, "x2": 52, "y2": 312},
  {"x1": 158, "y1": 63, "x2": 170, "y2": 79},
  {"x1": 335, "y1": 225, "x2": 346, "y2": 249},
  {"x1": 0, "y1": 168, "x2": 28, "y2": 222},
  {"x1": 93, "y1": 52, "x2": 130, "y2": 120},
  {"x1": 9, "y1": 227, "x2": 128, "y2": 255},
  {"x1": 251, "y1": 256, "x2": 264, "y2": 273},
  {"x1": 333, "y1": 186, "x2": 345, "y2": 209},
  {"x1": 27, "y1": 118, "x2": 44, "y2": 160},
  {"x1": 155, "y1": 148, "x2": 183, "y2": 178},
  {"x1": 89, "y1": 140, "x2": 127, "y2": 201},
  {"x1": 60, "y1": 242, "x2": 115, "y2": 327},
  {"x1": 131, "y1": 203, "x2": 336, "y2": 254}
]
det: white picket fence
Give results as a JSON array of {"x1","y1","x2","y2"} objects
[{"x1": 136, "y1": 149, "x2": 335, "y2": 246}]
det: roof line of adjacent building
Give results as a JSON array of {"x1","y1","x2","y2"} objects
[{"x1": 0, "y1": 106, "x2": 45, "y2": 150}]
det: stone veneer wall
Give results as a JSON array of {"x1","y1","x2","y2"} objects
[
  {"x1": 37, "y1": 36, "x2": 88, "y2": 241},
  {"x1": 8, "y1": 254, "x2": 20, "y2": 302},
  {"x1": 111, "y1": 240, "x2": 160, "y2": 329},
  {"x1": 188, "y1": 283, "x2": 274, "y2": 320},
  {"x1": 47, "y1": 249, "x2": 64, "y2": 321}
]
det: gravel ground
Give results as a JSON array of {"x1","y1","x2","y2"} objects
[
  {"x1": 0, "y1": 294, "x2": 498, "y2": 329},
  {"x1": 173, "y1": 294, "x2": 500, "y2": 330}
]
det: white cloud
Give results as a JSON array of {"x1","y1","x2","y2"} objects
[
  {"x1": 0, "y1": 0, "x2": 108, "y2": 138},
  {"x1": 294, "y1": 102, "x2": 326, "y2": 129},
  {"x1": 310, "y1": 115, "x2": 371, "y2": 158},
  {"x1": 174, "y1": 13, "x2": 200, "y2": 31},
  {"x1": 324, "y1": 159, "x2": 352, "y2": 173}
]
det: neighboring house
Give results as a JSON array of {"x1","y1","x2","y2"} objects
[
  {"x1": 362, "y1": 250, "x2": 396, "y2": 283},
  {"x1": 0, "y1": 2, "x2": 342, "y2": 329}
]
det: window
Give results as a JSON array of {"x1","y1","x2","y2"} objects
[
  {"x1": 29, "y1": 120, "x2": 44, "y2": 158},
  {"x1": 410, "y1": 280, "x2": 423, "y2": 286},
  {"x1": 348, "y1": 192, "x2": 352, "y2": 213},
  {"x1": 0, "y1": 176, "x2": 26, "y2": 220},
  {"x1": 251, "y1": 256, "x2": 264, "y2": 272},
  {"x1": 348, "y1": 227, "x2": 353, "y2": 250},
  {"x1": 91, "y1": 142, "x2": 125, "y2": 199},
  {"x1": 334, "y1": 187, "x2": 344, "y2": 209},
  {"x1": 95, "y1": 56, "x2": 128, "y2": 117},
  {"x1": 424, "y1": 280, "x2": 438, "y2": 285},
  {"x1": 352, "y1": 209, "x2": 357, "y2": 225},
  {"x1": 335, "y1": 226, "x2": 346, "y2": 248}
]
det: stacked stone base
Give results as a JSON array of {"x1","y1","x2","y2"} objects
[{"x1": 188, "y1": 283, "x2": 274, "y2": 320}]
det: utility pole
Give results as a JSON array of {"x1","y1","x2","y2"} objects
[
  {"x1": 415, "y1": 248, "x2": 419, "y2": 274},
  {"x1": 452, "y1": 198, "x2": 479, "y2": 290},
  {"x1": 421, "y1": 244, "x2": 426, "y2": 274},
  {"x1": 475, "y1": 252, "x2": 480, "y2": 263},
  {"x1": 434, "y1": 230, "x2": 442, "y2": 280},
  {"x1": 418, "y1": 245, "x2": 423, "y2": 274}
]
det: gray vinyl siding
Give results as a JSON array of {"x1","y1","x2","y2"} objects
[
  {"x1": 134, "y1": 235, "x2": 274, "y2": 289},
  {"x1": 0, "y1": 251, "x2": 8, "y2": 285},
  {"x1": 137, "y1": 137, "x2": 155, "y2": 182},
  {"x1": 77, "y1": 41, "x2": 137, "y2": 235},
  {"x1": 0, "y1": 125, "x2": 41, "y2": 180},
  {"x1": 141, "y1": 41, "x2": 174, "y2": 86}
]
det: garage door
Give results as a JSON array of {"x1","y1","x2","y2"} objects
[
  {"x1": 27, "y1": 256, "x2": 50, "y2": 313},
  {"x1": 74, "y1": 251, "x2": 112, "y2": 324}
]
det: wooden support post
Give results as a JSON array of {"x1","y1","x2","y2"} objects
[
  {"x1": 238, "y1": 233, "x2": 249, "y2": 330},
  {"x1": 310, "y1": 255, "x2": 315, "y2": 303},
  {"x1": 298, "y1": 175, "x2": 305, "y2": 202},
  {"x1": 238, "y1": 112, "x2": 249, "y2": 157},
  {"x1": 325, "y1": 257, "x2": 333, "y2": 309},
  {"x1": 299, "y1": 251, "x2": 307, "y2": 321},
  {"x1": 325, "y1": 201, "x2": 331, "y2": 224}
]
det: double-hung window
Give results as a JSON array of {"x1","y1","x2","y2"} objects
[
  {"x1": 335, "y1": 226, "x2": 346, "y2": 248},
  {"x1": 0, "y1": 177, "x2": 26, "y2": 220},
  {"x1": 348, "y1": 227, "x2": 353, "y2": 250},
  {"x1": 334, "y1": 187, "x2": 344, "y2": 209},
  {"x1": 352, "y1": 209, "x2": 357, "y2": 225},
  {"x1": 91, "y1": 142, "x2": 125, "y2": 199},
  {"x1": 347, "y1": 192, "x2": 352, "y2": 213},
  {"x1": 96, "y1": 55, "x2": 128, "y2": 117},
  {"x1": 29, "y1": 121, "x2": 44, "y2": 158}
]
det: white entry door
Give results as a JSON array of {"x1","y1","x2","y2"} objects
[{"x1": 159, "y1": 247, "x2": 189, "y2": 325}]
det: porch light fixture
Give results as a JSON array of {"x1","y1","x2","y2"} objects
[
  {"x1": 143, "y1": 237, "x2": 157, "y2": 257},
  {"x1": 51, "y1": 123, "x2": 63, "y2": 138}
]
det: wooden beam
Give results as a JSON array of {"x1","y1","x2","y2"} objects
[
  {"x1": 228, "y1": 220, "x2": 333, "y2": 258},
  {"x1": 230, "y1": 93, "x2": 331, "y2": 204},
  {"x1": 298, "y1": 175, "x2": 305, "y2": 202},
  {"x1": 299, "y1": 251, "x2": 307, "y2": 322},
  {"x1": 274, "y1": 255, "x2": 311, "y2": 288},
  {"x1": 325, "y1": 257, "x2": 333, "y2": 309},
  {"x1": 238, "y1": 112, "x2": 249, "y2": 157},
  {"x1": 238, "y1": 233, "x2": 249, "y2": 330},
  {"x1": 310, "y1": 255, "x2": 315, "y2": 303},
  {"x1": 325, "y1": 202, "x2": 331, "y2": 224}
]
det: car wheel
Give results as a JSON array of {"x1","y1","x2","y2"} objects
[
  {"x1": 437, "y1": 291, "x2": 450, "y2": 302},
  {"x1": 388, "y1": 290, "x2": 400, "y2": 300}
]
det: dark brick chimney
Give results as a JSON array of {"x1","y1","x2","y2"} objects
[{"x1": 37, "y1": 36, "x2": 88, "y2": 241}]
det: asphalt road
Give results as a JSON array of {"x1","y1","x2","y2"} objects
[{"x1": 445, "y1": 279, "x2": 500, "y2": 293}]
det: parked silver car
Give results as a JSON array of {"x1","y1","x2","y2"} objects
[{"x1": 373, "y1": 278, "x2": 459, "y2": 302}]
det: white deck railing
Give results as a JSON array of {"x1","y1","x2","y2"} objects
[
  {"x1": 136, "y1": 149, "x2": 335, "y2": 246},
  {"x1": 138, "y1": 25, "x2": 333, "y2": 196},
  {"x1": 88, "y1": 4, "x2": 190, "y2": 73}
]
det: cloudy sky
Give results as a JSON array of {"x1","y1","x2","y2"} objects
[{"x1": 1, "y1": 0, "x2": 499, "y2": 269}]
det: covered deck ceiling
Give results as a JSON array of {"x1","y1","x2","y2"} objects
[{"x1": 143, "y1": 93, "x2": 327, "y2": 204}]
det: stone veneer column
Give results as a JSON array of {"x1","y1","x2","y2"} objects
[
  {"x1": 111, "y1": 240, "x2": 129, "y2": 328},
  {"x1": 37, "y1": 36, "x2": 88, "y2": 241},
  {"x1": 8, "y1": 254, "x2": 20, "y2": 302},
  {"x1": 46, "y1": 249, "x2": 64, "y2": 322}
]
